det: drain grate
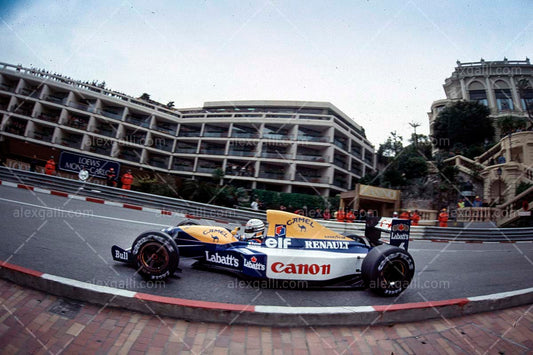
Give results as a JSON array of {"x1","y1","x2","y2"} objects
[{"x1": 48, "y1": 298, "x2": 83, "y2": 319}]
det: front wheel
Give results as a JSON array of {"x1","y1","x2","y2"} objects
[
  {"x1": 362, "y1": 244, "x2": 415, "y2": 296},
  {"x1": 131, "y1": 231, "x2": 179, "y2": 281}
]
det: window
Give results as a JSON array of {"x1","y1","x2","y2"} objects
[
  {"x1": 495, "y1": 89, "x2": 513, "y2": 111},
  {"x1": 469, "y1": 90, "x2": 488, "y2": 106}
]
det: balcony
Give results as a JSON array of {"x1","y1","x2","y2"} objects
[
  {"x1": 258, "y1": 171, "x2": 286, "y2": 180},
  {"x1": 45, "y1": 95, "x2": 68, "y2": 105},
  {"x1": 261, "y1": 151, "x2": 290, "y2": 159},
  {"x1": 118, "y1": 149, "x2": 141, "y2": 162},
  {"x1": 147, "y1": 157, "x2": 169, "y2": 169},
  {"x1": 153, "y1": 122, "x2": 177, "y2": 135},
  {"x1": 228, "y1": 149, "x2": 256, "y2": 157},
  {"x1": 65, "y1": 115, "x2": 89, "y2": 130},
  {"x1": 61, "y1": 134, "x2": 82, "y2": 148},
  {"x1": 19, "y1": 87, "x2": 40, "y2": 98},
  {"x1": 125, "y1": 115, "x2": 150, "y2": 127},
  {"x1": 295, "y1": 154, "x2": 327, "y2": 162},
  {"x1": 297, "y1": 135, "x2": 328, "y2": 142},
  {"x1": 37, "y1": 112, "x2": 60, "y2": 124},
  {"x1": 263, "y1": 133, "x2": 292, "y2": 140},
  {"x1": 172, "y1": 161, "x2": 194, "y2": 171},
  {"x1": 0, "y1": 83, "x2": 16, "y2": 92}
]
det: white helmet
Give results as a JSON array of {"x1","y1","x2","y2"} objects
[{"x1": 244, "y1": 219, "x2": 265, "y2": 240}]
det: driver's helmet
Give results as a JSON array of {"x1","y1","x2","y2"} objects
[{"x1": 243, "y1": 218, "x2": 265, "y2": 240}]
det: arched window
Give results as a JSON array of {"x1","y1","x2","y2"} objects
[
  {"x1": 517, "y1": 79, "x2": 533, "y2": 111},
  {"x1": 468, "y1": 81, "x2": 488, "y2": 106},
  {"x1": 494, "y1": 80, "x2": 514, "y2": 111}
]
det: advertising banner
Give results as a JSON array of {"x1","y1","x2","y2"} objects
[
  {"x1": 59, "y1": 151, "x2": 120, "y2": 179},
  {"x1": 389, "y1": 219, "x2": 410, "y2": 251}
]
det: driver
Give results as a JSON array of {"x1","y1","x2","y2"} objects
[{"x1": 241, "y1": 218, "x2": 265, "y2": 243}]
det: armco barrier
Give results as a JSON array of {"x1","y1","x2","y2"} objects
[{"x1": 1, "y1": 166, "x2": 533, "y2": 241}]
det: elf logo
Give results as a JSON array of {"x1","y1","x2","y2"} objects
[{"x1": 264, "y1": 237, "x2": 292, "y2": 249}]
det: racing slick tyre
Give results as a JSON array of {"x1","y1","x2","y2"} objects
[
  {"x1": 361, "y1": 244, "x2": 415, "y2": 296},
  {"x1": 131, "y1": 231, "x2": 179, "y2": 281},
  {"x1": 177, "y1": 220, "x2": 200, "y2": 226}
]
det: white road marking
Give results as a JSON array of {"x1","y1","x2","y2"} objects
[{"x1": 0, "y1": 197, "x2": 172, "y2": 227}]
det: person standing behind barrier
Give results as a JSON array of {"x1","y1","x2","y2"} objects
[
  {"x1": 399, "y1": 210, "x2": 410, "y2": 219},
  {"x1": 44, "y1": 156, "x2": 56, "y2": 175},
  {"x1": 121, "y1": 169, "x2": 134, "y2": 190},
  {"x1": 345, "y1": 209, "x2": 355, "y2": 223},
  {"x1": 323, "y1": 209, "x2": 331, "y2": 220},
  {"x1": 411, "y1": 210, "x2": 421, "y2": 226},
  {"x1": 336, "y1": 208, "x2": 345, "y2": 222},
  {"x1": 30, "y1": 155, "x2": 39, "y2": 172},
  {"x1": 438, "y1": 208, "x2": 449, "y2": 227},
  {"x1": 106, "y1": 167, "x2": 117, "y2": 187}
]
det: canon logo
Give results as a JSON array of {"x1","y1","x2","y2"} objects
[{"x1": 271, "y1": 262, "x2": 331, "y2": 275}]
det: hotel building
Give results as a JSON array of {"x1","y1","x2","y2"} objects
[{"x1": 0, "y1": 62, "x2": 375, "y2": 197}]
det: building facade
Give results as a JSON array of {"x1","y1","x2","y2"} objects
[
  {"x1": 428, "y1": 58, "x2": 533, "y2": 139},
  {"x1": 0, "y1": 62, "x2": 375, "y2": 197},
  {"x1": 428, "y1": 59, "x2": 533, "y2": 215}
]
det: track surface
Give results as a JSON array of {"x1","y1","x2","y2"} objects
[{"x1": 1, "y1": 185, "x2": 532, "y2": 307}]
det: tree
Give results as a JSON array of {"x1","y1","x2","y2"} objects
[
  {"x1": 497, "y1": 115, "x2": 527, "y2": 136},
  {"x1": 139, "y1": 93, "x2": 151, "y2": 101},
  {"x1": 377, "y1": 131, "x2": 403, "y2": 164},
  {"x1": 167, "y1": 101, "x2": 175, "y2": 108},
  {"x1": 433, "y1": 101, "x2": 494, "y2": 158}
]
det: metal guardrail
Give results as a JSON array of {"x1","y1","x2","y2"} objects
[
  {"x1": 0, "y1": 166, "x2": 263, "y2": 225},
  {"x1": 1, "y1": 166, "x2": 532, "y2": 241}
]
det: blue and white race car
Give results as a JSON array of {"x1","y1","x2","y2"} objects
[{"x1": 112, "y1": 210, "x2": 415, "y2": 296}]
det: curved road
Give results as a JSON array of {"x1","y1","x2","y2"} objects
[{"x1": 1, "y1": 184, "x2": 532, "y2": 307}]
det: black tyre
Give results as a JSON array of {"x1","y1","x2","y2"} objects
[
  {"x1": 177, "y1": 219, "x2": 200, "y2": 226},
  {"x1": 131, "y1": 231, "x2": 179, "y2": 281},
  {"x1": 362, "y1": 244, "x2": 415, "y2": 296}
]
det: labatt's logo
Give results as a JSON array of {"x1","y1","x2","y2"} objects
[
  {"x1": 244, "y1": 256, "x2": 266, "y2": 271},
  {"x1": 271, "y1": 262, "x2": 331, "y2": 275},
  {"x1": 205, "y1": 251, "x2": 239, "y2": 267}
]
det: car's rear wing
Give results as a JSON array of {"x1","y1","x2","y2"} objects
[{"x1": 365, "y1": 217, "x2": 411, "y2": 251}]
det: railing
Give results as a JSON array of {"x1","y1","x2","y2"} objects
[
  {"x1": 0, "y1": 165, "x2": 532, "y2": 241},
  {"x1": 456, "y1": 207, "x2": 501, "y2": 223}
]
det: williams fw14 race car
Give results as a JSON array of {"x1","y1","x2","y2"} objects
[{"x1": 111, "y1": 210, "x2": 415, "y2": 296}]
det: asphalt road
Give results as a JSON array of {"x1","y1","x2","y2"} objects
[{"x1": 1, "y1": 184, "x2": 532, "y2": 307}]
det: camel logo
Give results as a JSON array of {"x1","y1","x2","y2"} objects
[
  {"x1": 211, "y1": 236, "x2": 219, "y2": 243},
  {"x1": 298, "y1": 224, "x2": 306, "y2": 233}
]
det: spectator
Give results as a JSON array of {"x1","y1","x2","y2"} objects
[
  {"x1": 106, "y1": 167, "x2": 117, "y2": 187},
  {"x1": 250, "y1": 198, "x2": 259, "y2": 210},
  {"x1": 121, "y1": 169, "x2": 134, "y2": 190},
  {"x1": 457, "y1": 199, "x2": 465, "y2": 209},
  {"x1": 336, "y1": 208, "x2": 346, "y2": 222},
  {"x1": 29, "y1": 155, "x2": 38, "y2": 172},
  {"x1": 323, "y1": 209, "x2": 331, "y2": 220},
  {"x1": 438, "y1": 208, "x2": 449, "y2": 227},
  {"x1": 410, "y1": 210, "x2": 421, "y2": 226},
  {"x1": 399, "y1": 210, "x2": 410, "y2": 219},
  {"x1": 279, "y1": 204, "x2": 287, "y2": 211},
  {"x1": 473, "y1": 196, "x2": 483, "y2": 207},
  {"x1": 78, "y1": 166, "x2": 89, "y2": 182},
  {"x1": 345, "y1": 209, "x2": 355, "y2": 223},
  {"x1": 44, "y1": 156, "x2": 56, "y2": 175},
  {"x1": 392, "y1": 211, "x2": 399, "y2": 218},
  {"x1": 358, "y1": 209, "x2": 366, "y2": 221}
]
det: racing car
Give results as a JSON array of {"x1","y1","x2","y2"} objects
[{"x1": 111, "y1": 210, "x2": 415, "y2": 296}]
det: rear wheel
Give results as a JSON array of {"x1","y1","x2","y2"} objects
[
  {"x1": 131, "y1": 231, "x2": 179, "y2": 280},
  {"x1": 362, "y1": 244, "x2": 414, "y2": 296}
]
